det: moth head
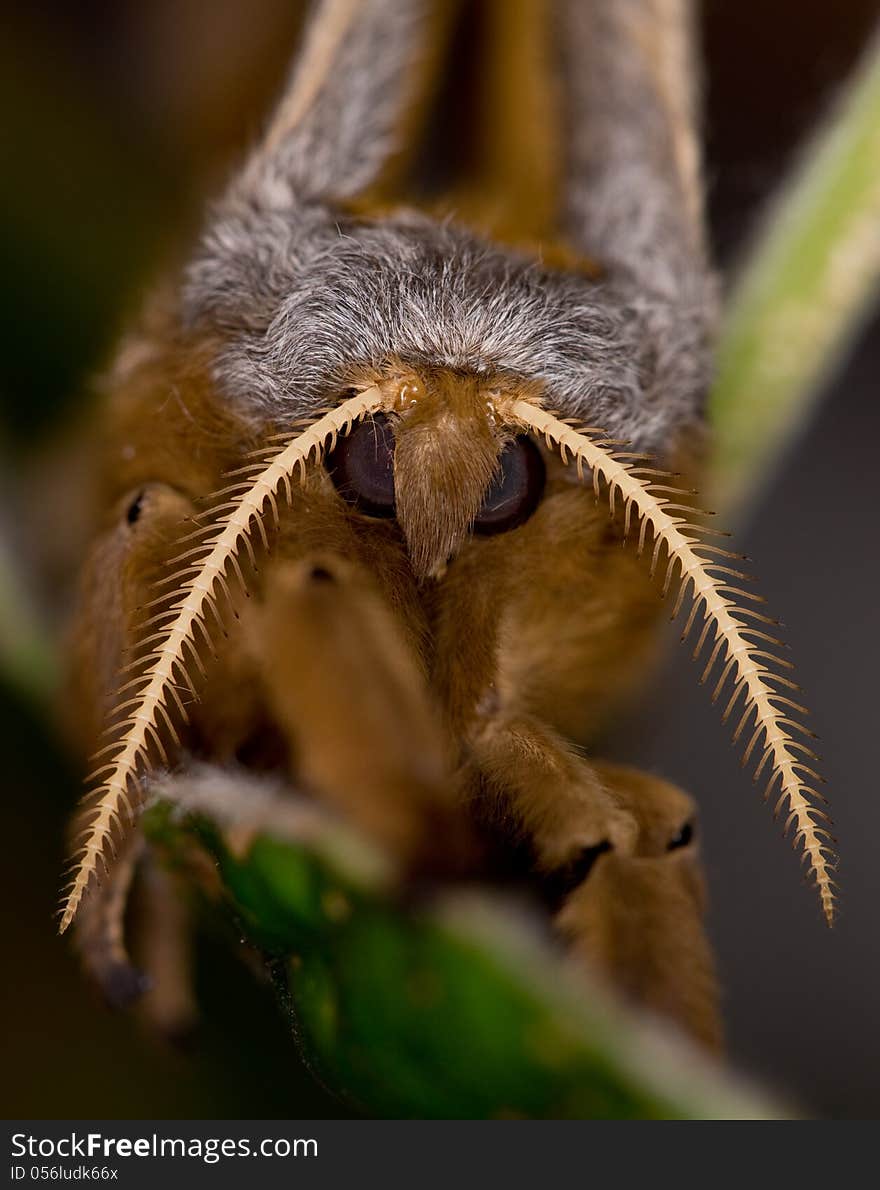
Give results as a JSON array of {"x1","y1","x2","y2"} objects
[{"x1": 324, "y1": 367, "x2": 549, "y2": 580}]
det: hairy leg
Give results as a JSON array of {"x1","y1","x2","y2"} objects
[
  {"x1": 558, "y1": 762, "x2": 723, "y2": 1051},
  {"x1": 462, "y1": 709, "x2": 721, "y2": 1049},
  {"x1": 74, "y1": 831, "x2": 148, "y2": 1008},
  {"x1": 251, "y1": 554, "x2": 480, "y2": 876},
  {"x1": 134, "y1": 855, "x2": 198, "y2": 1043},
  {"x1": 466, "y1": 710, "x2": 638, "y2": 872}
]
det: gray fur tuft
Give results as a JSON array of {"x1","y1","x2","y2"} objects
[
  {"x1": 181, "y1": 0, "x2": 716, "y2": 455},
  {"x1": 184, "y1": 205, "x2": 713, "y2": 452},
  {"x1": 239, "y1": 0, "x2": 431, "y2": 209}
]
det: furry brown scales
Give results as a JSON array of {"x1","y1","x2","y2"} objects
[{"x1": 60, "y1": 0, "x2": 834, "y2": 1055}]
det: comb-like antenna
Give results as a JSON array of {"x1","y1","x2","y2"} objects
[
  {"x1": 506, "y1": 398, "x2": 837, "y2": 927},
  {"x1": 552, "y1": 0, "x2": 708, "y2": 295},
  {"x1": 240, "y1": 0, "x2": 431, "y2": 203},
  {"x1": 58, "y1": 385, "x2": 390, "y2": 934}
]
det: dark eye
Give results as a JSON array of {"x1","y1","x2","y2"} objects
[
  {"x1": 474, "y1": 437, "x2": 546, "y2": 535},
  {"x1": 667, "y1": 821, "x2": 695, "y2": 851},
  {"x1": 126, "y1": 491, "x2": 146, "y2": 525},
  {"x1": 326, "y1": 415, "x2": 396, "y2": 517}
]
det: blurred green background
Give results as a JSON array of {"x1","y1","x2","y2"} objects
[{"x1": 2, "y1": 0, "x2": 878, "y2": 1118}]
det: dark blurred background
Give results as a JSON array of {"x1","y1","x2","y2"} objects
[{"x1": 1, "y1": 0, "x2": 877, "y2": 1118}]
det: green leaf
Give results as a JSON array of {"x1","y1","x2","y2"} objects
[
  {"x1": 711, "y1": 26, "x2": 880, "y2": 514},
  {"x1": 144, "y1": 800, "x2": 788, "y2": 1120}
]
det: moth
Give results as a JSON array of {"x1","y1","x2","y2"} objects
[{"x1": 60, "y1": 0, "x2": 835, "y2": 1056}]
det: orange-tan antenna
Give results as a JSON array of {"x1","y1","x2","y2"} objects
[
  {"x1": 58, "y1": 384, "x2": 390, "y2": 934},
  {"x1": 505, "y1": 398, "x2": 837, "y2": 926}
]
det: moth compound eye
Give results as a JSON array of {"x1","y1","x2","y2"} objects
[
  {"x1": 327, "y1": 414, "x2": 396, "y2": 517},
  {"x1": 667, "y1": 821, "x2": 695, "y2": 851},
  {"x1": 125, "y1": 490, "x2": 146, "y2": 525},
  {"x1": 474, "y1": 437, "x2": 546, "y2": 536}
]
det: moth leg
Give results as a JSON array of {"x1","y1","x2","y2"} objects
[
  {"x1": 466, "y1": 710, "x2": 638, "y2": 876},
  {"x1": 555, "y1": 760, "x2": 723, "y2": 1052},
  {"x1": 250, "y1": 555, "x2": 479, "y2": 876},
  {"x1": 73, "y1": 824, "x2": 198, "y2": 1039},
  {"x1": 89, "y1": 766, "x2": 375, "y2": 1031},
  {"x1": 74, "y1": 829, "x2": 149, "y2": 1009},
  {"x1": 134, "y1": 854, "x2": 198, "y2": 1043}
]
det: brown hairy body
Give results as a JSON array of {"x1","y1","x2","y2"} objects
[
  {"x1": 61, "y1": 0, "x2": 835, "y2": 1066},
  {"x1": 67, "y1": 309, "x2": 721, "y2": 1047}
]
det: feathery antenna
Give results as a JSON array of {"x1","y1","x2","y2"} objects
[
  {"x1": 506, "y1": 398, "x2": 837, "y2": 926},
  {"x1": 59, "y1": 385, "x2": 388, "y2": 934}
]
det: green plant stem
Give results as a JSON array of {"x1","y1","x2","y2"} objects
[
  {"x1": 711, "y1": 25, "x2": 880, "y2": 515},
  {"x1": 144, "y1": 800, "x2": 788, "y2": 1120}
]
